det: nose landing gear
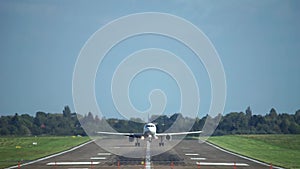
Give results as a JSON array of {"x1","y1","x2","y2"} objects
[{"x1": 148, "y1": 135, "x2": 152, "y2": 142}]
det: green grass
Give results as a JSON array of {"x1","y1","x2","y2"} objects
[
  {"x1": 0, "y1": 136, "x2": 90, "y2": 168},
  {"x1": 208, "y1": 135, "x2": 300, "y2": 169}
]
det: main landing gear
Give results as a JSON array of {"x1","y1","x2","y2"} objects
[
  {"x1": 159, "y1": 136, "x2": 164, "y2": 146},
  {"x1": 135, "y1": 138, "x2": 140, "y2": 147}
]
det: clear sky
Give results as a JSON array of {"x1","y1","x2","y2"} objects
[{"x1": 0, "y1": 0, "x2": 299, "y2": 118}]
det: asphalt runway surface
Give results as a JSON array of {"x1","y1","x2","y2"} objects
[{"x1": 9, "y1": 138, "x2": 277, "y2": 169}]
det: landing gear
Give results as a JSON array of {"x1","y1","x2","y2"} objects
[
  {"x1": 135, "y1": 138, "x2": 140, "y2": 147},
  {"x1": 149, "y1": 136, "x2": 152, "y2": 142},
  {"x1": 159, "y1": 136, "x2": 164, "y2": 146}
]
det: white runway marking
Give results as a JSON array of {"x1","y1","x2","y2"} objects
[
  {"x1": 90, "y1": 157, "x2": 106, "y2": 160},
  {"x1": 196, "y1": 162, "x2": 249, "y2": 166},
  {"x1": 47, "y1": 162, "x2": 100, "y2": 165},
  {"x1": 205, "y1": 142, "x2": 284, "y2": 169},
  {"x1": 145, "y1": 141, "x2": 151, "y2": 169},
  {"x1": 185, "y1": 153, "x2": 199, "y2": 156},
  {"x1": 97, "y1": 152, "x2": 111, "y2": 156},
  {"x1": 6, "y1": 140, "x2": 94, "y2": 169},
  {"x1": 190, "y1": 157, "x2": 206, "y2": 160}
]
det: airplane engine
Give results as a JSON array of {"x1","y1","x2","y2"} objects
[
  {"x1": 129, "y1": 136, "x2": 134, "y2": 142},
  {"x1": 166, "y1": 134, "x2": 172, "y2": 141}
]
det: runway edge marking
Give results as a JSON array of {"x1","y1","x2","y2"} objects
[
  {"x1": 5, "y1": 140, "x2": 95, "y2": 169},
  {"x1": 205, "y1": 141, "x2": 284, "y2": 169}
]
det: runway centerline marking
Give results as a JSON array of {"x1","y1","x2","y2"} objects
[
  {"x1": 47, "y1": 162, "x2": 100, "y2": 166},
  {"x1": 196, "y1": 162, "x2": 249, "y2": 166},
  {"x1": 145, "y1": 140, "x2": 151, "y2": 169}
]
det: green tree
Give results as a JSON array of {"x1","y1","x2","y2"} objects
[
  {"x1": 295, "y1": 109, "x2": 300, "y2": 125},
  {"x1": 63, "y1": 106, "x2": 72, "y2": 118},
  {"x1": 246, "y1": 106, "x2": 252, "y2": 118}
]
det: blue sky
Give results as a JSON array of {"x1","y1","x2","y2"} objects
[{"x1": 0, "y1": 1, "x2": 299, "y2": 118}]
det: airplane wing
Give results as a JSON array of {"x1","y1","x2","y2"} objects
[
  {"x1": 156, "y1": 130, "x2": 202, "y2": 136},
  {"x1": 97, "y1": 131, "x2": 143, "y2": 138}
]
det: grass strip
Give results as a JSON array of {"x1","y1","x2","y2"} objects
[
  {"x1": 208, "y1": 135, "x2": 300, "y2": 169},
  {"x1": 0, "y1": 136, "x2": 90, "y2": 168}
]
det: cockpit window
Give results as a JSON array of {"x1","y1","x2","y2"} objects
[{"x1": 146, "y1": 124, "x2": 154, "y2": 127}]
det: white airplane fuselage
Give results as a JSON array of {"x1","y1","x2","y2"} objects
[{"x1": 142, "y1": 123, "x2": 157, "y2": 140}]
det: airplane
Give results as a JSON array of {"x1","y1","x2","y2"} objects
[{"x1": 97, "y1": 122, "x2": 202, "y2": 146}]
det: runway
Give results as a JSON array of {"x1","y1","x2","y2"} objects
[{"x1": 8, "y1": 138, "x2": 279, "y2": 169}]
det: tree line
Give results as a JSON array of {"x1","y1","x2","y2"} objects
[
  {"x1": 0, "y1": 106, "x2": 299, "y2": 136},
  {"x1": 0, "y1": 106, "x2": 85, "y2": 136},
  {"x1": 214, "y1": 107, "x2": 300, "y2": 135}
]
